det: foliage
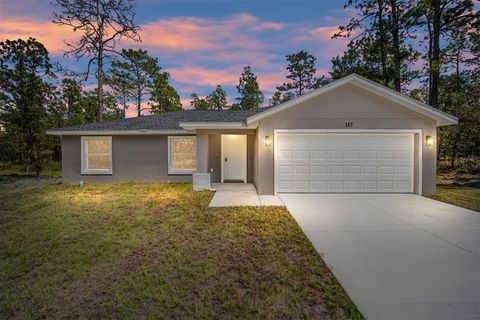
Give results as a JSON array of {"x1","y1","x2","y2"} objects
[
  {"x1": 455, "y1": 157, "x2": 480, "y2": 175},
  {"x1": 108, "y1": 49, "x2": 160, "y2": 117},
  {"x1": 79, "y1": 89, "x2": 124, "y2": 122},
  {"x1": 436, "y1": 71, "x2": 480, "y2": 168},
  {"x1": 149, "y1": 72, "x2": 182, "y2": 113},
  {"x1": 230, "y1": 103, "x2": 241, "y2": 110},
  {"x1": 0, "y1": 38, "x2": 54, "y2": 175},
  {"x1": 236, "y1": 66, "x2": 264, "y2": 109},
  {"x1": 206, "y1": 85, "x2": 228, "y2": 110},
  {"x1": 61, "y1": 79, "x2": 84, "y2": 124},
  {"x1": 190, "y1": 93, "x2": 210, "y2": 110},
  {"x1": 412, "y1": 0, "x2": 476, "y2": 107},
  {"x1": 189, "y1": 85, "x2": 228, "y2": 110},
  {"x1": 272, "y1": 51, "x2": 327, "y2": 105},
  {"x1": 52, "y1": 0, "x2": 141, "y2": 120},
  {"x1": 0, "y1": 182, "x2": 363, "y2": 319},
  {"x1": 332, "y1": 0, "x2": 420, "y2": 91},
  {"x1": 105, "y1": 63, "x2": 133, "y2": 118}
]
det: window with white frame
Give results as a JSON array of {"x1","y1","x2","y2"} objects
[
  {"x1": 81, "y1": 136, "x2": 112, "y2": 174},
  {"x1": 168, "y1": 136, "x2": 196, "y2": 174}
]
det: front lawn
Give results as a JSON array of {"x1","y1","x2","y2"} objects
[
  {"x1": 0, "y1": 182, "x2": 362, "y2": 319},
  {"x1": 429, "y1": 185, "x2": 480, "y2": 212}
]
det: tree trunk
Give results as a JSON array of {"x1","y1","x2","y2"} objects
[
  {"x1": 377, "y1": 0, "x2": 389, "y2": 86},
  {"x1": 389, "y1": 0, "x2": 401, "y2": 92},
  {"x1": 123, "y1": 97, "x2": 127, "y2": 119},
  {"x1": 429, "y1": 0, "x2": 441, "y2": 107},
  {"x1": 137, "y1": 88, "x2": 141, "y2": 117},
  {"x1": 97, "y1": 46, "x2": 104, "y2": 121}
]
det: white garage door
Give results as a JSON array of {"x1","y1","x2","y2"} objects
[{"x1": 275, "y1": 132, "x2": 414, "y2": 193}]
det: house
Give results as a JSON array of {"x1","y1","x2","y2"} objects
[{"x1": 47, "y1": 74, "x2": 458, "y2": 195}]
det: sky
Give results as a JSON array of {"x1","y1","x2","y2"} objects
[{"x1": 0, "y1": 0, "x2": 355, "y2": 117}]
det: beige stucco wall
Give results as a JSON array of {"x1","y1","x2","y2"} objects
[
  {"x1": 255, "y1": 84, "x2": 437, "y2": 195},
  {"x1": 61, "y1": 135, "x2": 192, "y2": 183}
]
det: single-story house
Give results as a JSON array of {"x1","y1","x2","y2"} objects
[{"x1": 47, "y1": 74, "x2": 457, "y2": 195}]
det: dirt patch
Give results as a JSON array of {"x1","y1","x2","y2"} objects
[
  {"x1": 52, "y1": 249, "x2": 146, "y2": 319},
  {"x1": 0, "y1": 176, "x2": 61, "y2": 189}
]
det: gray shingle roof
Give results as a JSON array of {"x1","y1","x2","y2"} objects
[{"x1": 50, "y1": 108, "x2": 272, "y2": 132}]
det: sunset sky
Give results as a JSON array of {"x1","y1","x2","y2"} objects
[{"x1": 0, "y1": 0, "x2": 354, "y2": 117}]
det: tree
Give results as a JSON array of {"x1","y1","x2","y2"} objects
[
  {"x1": 108, "y1": 49, "x2": 160, "y2": 117},
  {"x1": 437, "y1": 71, "x2": 480, "y2": 168},
  {"x1": 236, "y1": 66, "x2": 264, "y2": 109},
  {"x1": 149, "y1": 73, "x2": 182, "y2": 113},
  {"x1": 61, "y1": 78, "x2": 84, "y2": 124},
  {"x1": 190, "y1": 93, "x2": 210, "y2": 110},
  {"x1": 332, "y1": 0, "x2": 419, "y2": 91},
  {"x1": 272, "y1": 51, "x2": 325, "y2": 105},
  {"x1": 413, "y1": 0, "x2": 475, "y2": 107},
  {"x1": 79, "y1": 89, "x2": 123, "y2": 122},
  {"x1": 105, "y1": 64, "x2": 133, "y2": 118},
  {"x1": 52, "y1": 0, "x2": 141, "y2": 120},
  {"x1": 0, "y1": 38, "x2": 53, "y2": 175},
  {"x1": 206, "y1": 85, "x2": 228, "y2": 110}
]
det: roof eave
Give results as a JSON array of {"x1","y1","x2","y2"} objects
[
  {"x1": 178, "y1": 121, "x2": 258, "y2": 130},
  {"x1": 46, "y1": 129, "x2": 189, "y2": 136}
]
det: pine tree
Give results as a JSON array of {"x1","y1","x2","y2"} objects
[{"x1": 236, "y1": 66, "x2": 264, "y2": 109}]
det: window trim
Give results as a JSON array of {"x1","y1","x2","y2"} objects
[
  {"x1": 168, "y1": 136, "x2": 197, "y2": 175},
  {"x1": 81, "y1": 136, "x2": 113, "y2": 175}
]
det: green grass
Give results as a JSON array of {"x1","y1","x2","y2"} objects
[
  {"x1": 429, "y1": 185, "x2": 480, "y2": 212},
  {"x1": 0, "y1": 182, "x2": 362, "y2": 319}
]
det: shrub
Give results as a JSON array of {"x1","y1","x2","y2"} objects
[{"x1": 456, "y1": 157, "x2": 480, "y2": 175}]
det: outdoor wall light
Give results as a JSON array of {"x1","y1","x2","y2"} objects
[
  {"x1": 265, "y1": 136, "x2": 271, "y2": 147},
  {"x1": 426, "y1": 135, "x2": 435, "y2": 146}
]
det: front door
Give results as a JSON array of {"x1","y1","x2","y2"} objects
[{"x1": 221, "y1": 134, "x2": 247, "y2": 182}]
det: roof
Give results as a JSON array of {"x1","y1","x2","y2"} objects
[
  {"x1": 47, "y1": 108, "x2": 271, "y2": 135},
  {"x1": 246, "y1": 74, "x2": 458, "y2": 126}
]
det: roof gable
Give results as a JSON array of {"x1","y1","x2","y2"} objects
[{"x1": 246, "y1": 74, "x2": 457, "y2": 126}]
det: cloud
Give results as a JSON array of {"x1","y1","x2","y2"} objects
[
  {"x1": 129, "y1": 14, "x2": 284, "y2": 53},
  {"x1": 0, "y1": 17, "x2": 77, "y2": 53},
  {"x1": 168, "y1": 66, "x2": 238, "y2": 88}
]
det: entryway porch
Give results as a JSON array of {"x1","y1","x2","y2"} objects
[{"x1": 208, "y1": 183, "x2": 284, "y2": 207}]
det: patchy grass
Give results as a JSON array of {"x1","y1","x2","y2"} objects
[
  {"x1": 0, "y1": 182, "x2": 362, "y2": 319},
  {"x1": 429, "y1": 185, "x2": 480, "y2": 212}
]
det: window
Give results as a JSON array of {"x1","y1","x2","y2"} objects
[
  {"x1": 168, "y1": 136, "x2": 196, "y2": 174},
  {"x1": 81, "y1": 136, "x2": 112, "y2": 174}
]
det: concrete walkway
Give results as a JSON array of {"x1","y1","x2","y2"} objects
[
  {"x1": 208, "y1": 183, "x2": 284, "y2": 207},
  {"x1": 280, "y1": 194, "x2": 480, "y2": 320}
]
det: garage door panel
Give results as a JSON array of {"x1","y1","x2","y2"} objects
[{"x1": 275, "y1": 132, "x2": 414, "y2": 193}]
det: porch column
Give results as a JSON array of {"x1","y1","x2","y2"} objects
[
  {"x1": 193, "y1": 131, "x2": 211, "y2": 190},
  {"x1": 196, "y1": 131, "x2": 208, "y2": 173}
]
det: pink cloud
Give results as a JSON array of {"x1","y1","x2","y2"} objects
[
  {"x1": 0, "y1": 16, "x2": 78, "y2": 53},
  {"x1": 168, "y1": 66, "x2": 238, "y2": 87},
  {"x1": 128, "y1": 14, "x2": 282, "y2": 53},
  {"x1": 310, "y1": 26, "x2": 339, "y2": 40}
]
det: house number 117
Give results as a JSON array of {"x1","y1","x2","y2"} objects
[{"x1": 345, "y1": 122, "x2": 353, "y2": 127}]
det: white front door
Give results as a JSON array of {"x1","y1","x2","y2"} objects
[{"x1": 221, "y1": 134, "x2": 247, "y2": 182}]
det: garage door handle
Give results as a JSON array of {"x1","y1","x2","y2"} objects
[{"x1": 225, "y1": 157, "x2": 227, "y2": 162}]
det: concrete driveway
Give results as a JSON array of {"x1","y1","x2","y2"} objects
[{"x1": 279, "y1": 194, "x2": 480, "y2": 320}]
